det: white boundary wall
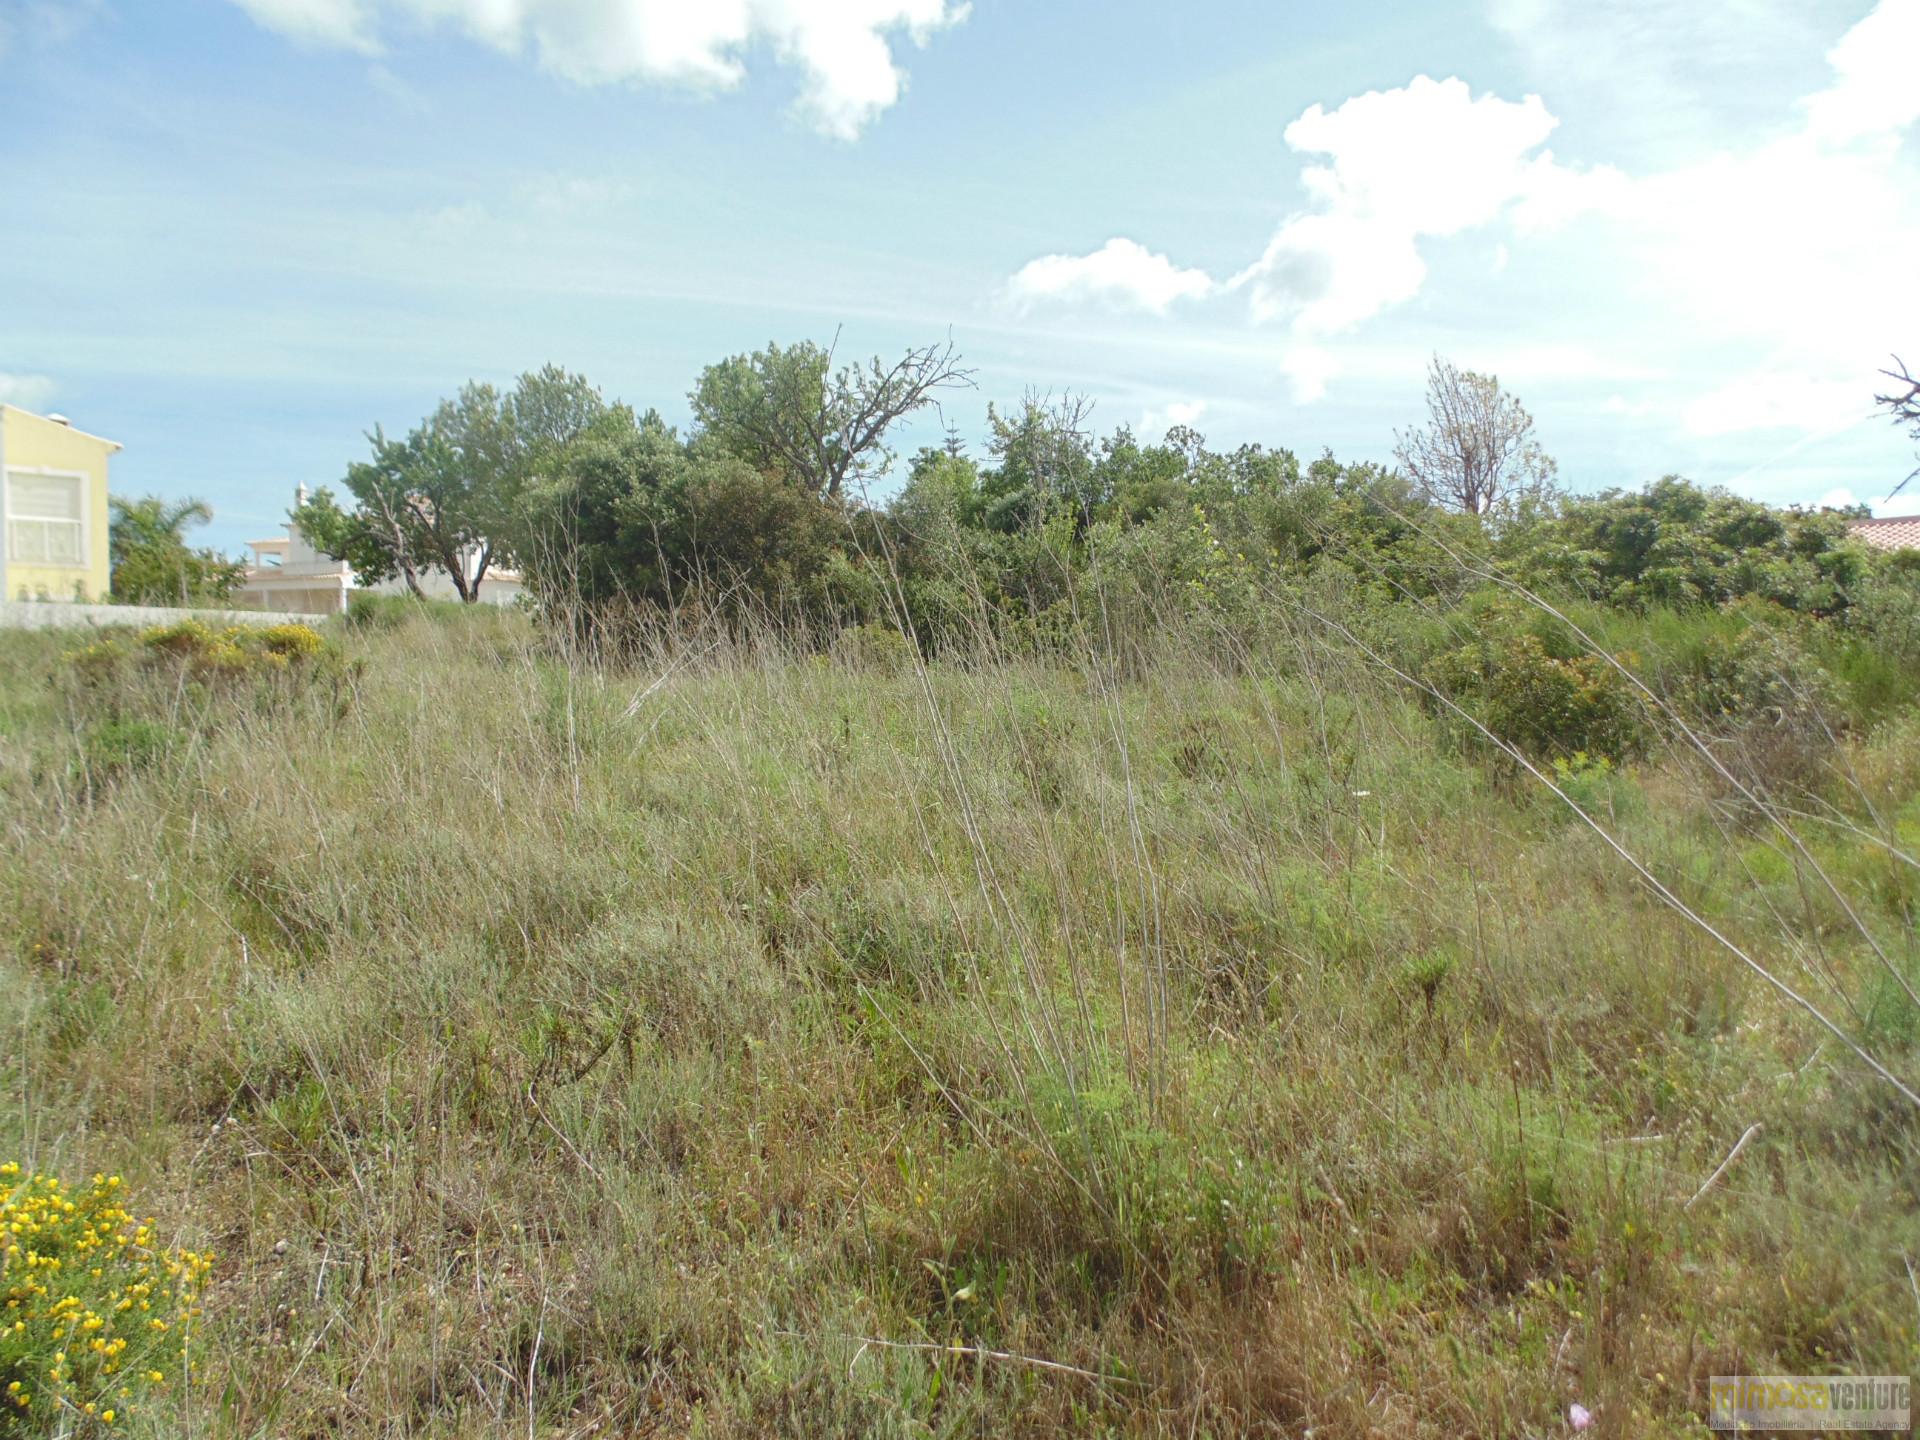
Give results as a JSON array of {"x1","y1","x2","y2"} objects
[{"x1": 0, "y1": 601, "x2": 310, "y2": 631}]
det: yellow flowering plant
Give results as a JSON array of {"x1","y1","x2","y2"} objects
[{"x1": 0, "y1": 1165, "x2": 212, "y2": 1434}]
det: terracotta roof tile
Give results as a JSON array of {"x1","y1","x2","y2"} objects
[{"x1": 1848, "y1": 515, "x2": 1920, "y2": 551}]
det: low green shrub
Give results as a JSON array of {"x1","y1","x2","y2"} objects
[
  {"x1": 79, "y1": 718, "x2": 180, "y2": 785},
  {"x1": 342, "y1": 593, "x2": 474, "y2": 631},
  {"x1": 64, "y1": 620, "x2": 339, "y2": 692},
  {"x1": 1424, "y1": 620, "x2": 1649, "y2": 764},
  {"x1": 832, "y1": 621, "x2": 915, "y2": 674}
]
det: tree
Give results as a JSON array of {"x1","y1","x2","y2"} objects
[
  {"x1": 977, "y1": 391, "x2": 1099, "y2": 533},
  {"x1": 296, "y1": 368, "x2": 611, "y2": 603},
  {"x1": 1394, "y1": 355, "x2": 1558, "y2": 516},
  {"x1": 294, "y1": 424, "x2": 481, "y2": 601},
  {"x1": 1877, "y1": 356, "x2": 1920, "y2": 498},
  {"x1": 519, "y1": 408, "x2": 869, "y2": 624},
  {"x1": 691, "y1": 337, "x2": 974, "y2": 500},
  {"x1": 108, "y1": 495, "x2": 245, "y2": 605}
]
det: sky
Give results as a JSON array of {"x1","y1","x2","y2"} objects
[{"x1": 1, "y1": 0, "x2": 1917, "y2": 554}]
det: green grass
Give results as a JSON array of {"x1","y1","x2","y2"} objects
[{"x1": 0, "y1": 601, "x2": 1914, "y2": 1437}]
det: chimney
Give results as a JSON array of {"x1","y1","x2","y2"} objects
[{"x1": 296, "y1": 483, "x2": 309, "y2": 507}]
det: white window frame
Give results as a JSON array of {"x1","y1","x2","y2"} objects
[{"x1": 5, "y1": 466, "x2": 90, "y2": 569}]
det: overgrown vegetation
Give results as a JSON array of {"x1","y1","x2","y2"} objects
[
  {"x1": 107, "y1": 497, "x2": 245, "y2": 608},
  {"x1": 7, "y1": 345, "x2": 1918, "y2": 1434},
  {"x1": 2, "y1": 528, "x2": 1916, "y2": 1433}
]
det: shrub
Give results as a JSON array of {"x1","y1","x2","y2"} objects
[
  {"x1": 1425, "y1": 626, "x2": 1649, "y2": 764},
  {"x1": 1669, "y1": 610, "x2": 1838, "y2": 799},
  {"x1": 832, "y1": 622, "x2": 915, "y2": 674},
  {"x1": 79, "y1": 719, "x2": 180, "y2": 786},
  {"x1": 0, "y1": 1165, "x2": 212, "y2": 1434},
  {"x1": 342, "y1": 593, "x2": 475, "y2": 631},
  {"x1": 63, "y1": 622, "x2": 337, "y2": 692},
  {"x1": 258, "y1": 623, "x2": 324, "y2": 659}
]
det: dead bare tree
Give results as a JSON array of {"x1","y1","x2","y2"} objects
[
  {"x1": 1394, "y1": 355, "x2": 1558, "y2": 516},
  {"x1": 1876, "y1": 355, "x2": 1920, "y2": 499}
]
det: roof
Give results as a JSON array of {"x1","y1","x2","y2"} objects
[
  {"x1": 0, "y1": 403, "x2": 123, "y2": 453},
  {"x1": 1847, "y1": 515, "x2": 1920, "y2": 551}
]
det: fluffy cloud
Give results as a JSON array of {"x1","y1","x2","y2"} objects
[
  {"x1": 1139, "y1": 399, "x2": 1207, "y2": 437},
  {"x1": 1800, "y1": 0, "x2": 1920, "y2": 142},
  {"x1": 1233, "y1": 77, "x2": 1584, "y2": 334},
  {"x1": 1002, "y1": 76, "x2": 1597, "y2": 371},
  {"x1": 1555, "y1": 0, "x2": 1920, "y2": 435},
  {"x1": 227, "y1": 0, "x2": 968, "y2": 137},
  {"x1": 1279, "y1": 346, "x2": 1336, "y2": 404},
  {"x1": 1001, "y1": 0, "x2": 1920, "y2": 435},
  {"x1": 1005, "y1": 238, "x2": 1216, "y2": 315}
]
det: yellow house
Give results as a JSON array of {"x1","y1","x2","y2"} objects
[{"x1": 1, "y1": 404, "x2": 118, "y2": 602}]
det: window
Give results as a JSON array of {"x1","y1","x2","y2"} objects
[{"x1": 6, "y1": 470, "x2": 86, "y2": 566}]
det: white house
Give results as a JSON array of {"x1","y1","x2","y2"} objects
[{"x1": 236, "y1": 485, "x2": 526, "y2": 614}]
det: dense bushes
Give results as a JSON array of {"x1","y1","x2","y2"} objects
[
  {"x1": 68, "y1": 619, "x2": 334, "y2": 684},
  {"x1": 285, "y1": 353, "x2": 1903, "y2": 785},
  {"x1": 56, "y1": 620, "x2": 346, "y2": 792},
  {"x1": 1511, "y1": 476, "x2": 1875, "y2": 614},
  {"x1": 502, "y1": 397, "x2": 1920, "y2": 791},
  {"x1": 1423, "y1": 613, "x2": 1650, "y2": 764}
]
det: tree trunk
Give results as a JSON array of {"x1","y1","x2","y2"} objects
[
  {"x1": 397, "y1": 556, "x2": 427, "y2": 601},
  {"x1": 466, "y1": 544, "x2": 492, "y2": 604}
]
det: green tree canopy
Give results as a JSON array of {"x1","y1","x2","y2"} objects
[
  {"x1": 295, "y1": 368, "x2": 612, "y2": 602},
  {"x1": 108, "y1": 495, "x2": 245, "y2": 606},
  {"x1": 691, "y1": 338, "x2": 973, "y2": 499}
]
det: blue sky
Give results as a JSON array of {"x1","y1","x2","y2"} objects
[{"x1": 2, "y1": 0, "x2": 1917, "y2": 553}]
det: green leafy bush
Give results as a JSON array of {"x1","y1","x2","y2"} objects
[
  {"x1": 79, "y1": 718, "x2": 180, "y2": 786},
  {"x1": 68, "y1": 620, "x2": 336, "y2": 687},
  {"x1": 1424, "y1": 620, "x2": 1649, "y2": 764},
  {"x1": 832, "y1": 622, "x2": 915, "y2": 674}
]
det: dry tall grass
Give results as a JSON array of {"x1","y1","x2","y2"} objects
[{"x1": 1, "y1": 595, "x2": 1914, "y2": 1437}]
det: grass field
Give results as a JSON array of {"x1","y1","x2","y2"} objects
[{"x1": 1, "y1": 601, "x2": 1915, "y2": 1437}]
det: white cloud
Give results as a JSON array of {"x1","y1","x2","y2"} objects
[
  {"x1": 229, "y1": 0, "x2": 376, "y2": 50},
  {"x1": 1543, "y1": 0, "x2": 1920, "y2": 437},
  {"x1": 1005, "y1": 238, "x2": 1216, "y2": 315},
  {"x1": 1801, "y1": 0, "x2": 1920, "y2": 142},
  {"x1": 1139, "y1": 398, "x2": 1207, "y2": 437},
  {"x1": 227, "y1": 0, "x2": 968, "y2": 137},
  {"x1": 1820, "y1": 486, "x2": 1859, "y2": 509},
  {"x1": 1232, "y1": 76, "x2": 1585, "y2": 335},
  {"x1": 1487, "y1": 0, "x2": 1840, "y2": 158},
  {"x1": 0, "y1": 373, "x2": 56, "y2": 410},
  {"x1": 996, "y1": 0, "x2": 1917, "y2": 448},
  {"x1": 999, "y1": 76, "x2": 1605, "y2": 400},
  {"x1": 1685, "y1": 372, "x2": 1875, "y2": 437},
  {"x1": 1280, "y1": 346, "x2": 1336, "y2": 404}
]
